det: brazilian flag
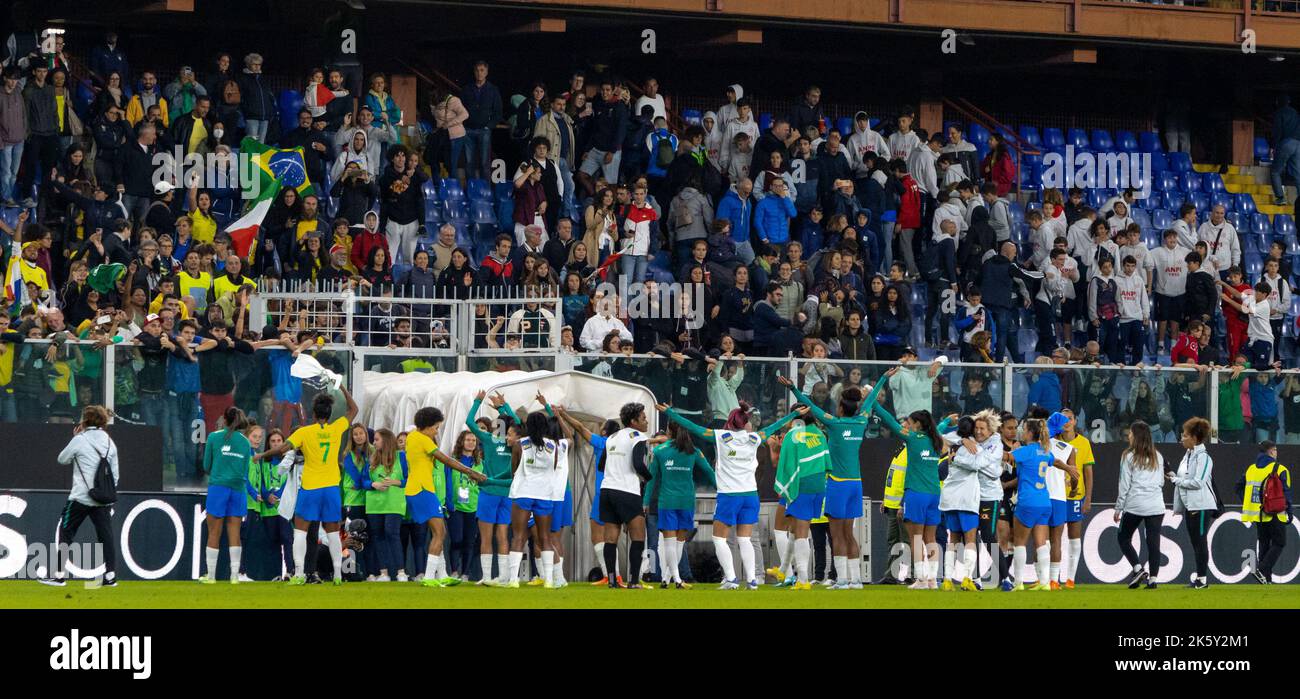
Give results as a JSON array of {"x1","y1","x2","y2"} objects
[{"x1": 240, "y1": 137, "x2": 315, "y2": 203}]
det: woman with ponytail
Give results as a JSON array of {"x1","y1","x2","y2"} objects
[
  {"x1": 507, "y1": 404, "x2": 574, "y2": 588},
  {"x1": 364, "y1": 428, "x2": 408, "y2": 582},
  {"x1": 657, "y1": 398, "x2": 809, "y2": 590},
  {"x1": 341, "y1": 424, "x2": 375, "y2": 578},
  {"x1": 200, "y1": 406, "x2": 253, "y2": 584},
  {"x1": 777, "y1": 371, "x2": 887, "y2": 590},
  {"x1": 870, "y1": 372, "x2": 957, "y2": 590},
  {"x1": 1008, "y1": 418, "x2": 1074, "y2": 591}
]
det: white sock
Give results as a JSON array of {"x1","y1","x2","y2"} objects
[
  {"x1": 662, "y1": 539, "x2": 677, "y2": 583},
  {"x1": 496, "y1": 554, "x2": 509, "y2": 582},
  {"x1": 292, "y1": 529, "x2": 307, "y2": 577},
  {"x1": 1068, "y1": 538, "x2": 1082, "y2": 581},
  {"x1": 228, "y1": 547, "x2": 241, "y2": 580},
  {"x1": 205, "y1": 546, "x2": 219, "y2": 578},
  {"x1": 833, "y1": 555, "x2": 847, "y2": 583},
  {"x1": 555, "y1": 556, "x2": 565, "y2": 584},
  {"x1": 326, "y1": 531, "x2": 343, "y2": 581},
  {"x1": 436, "y1": 554, "x2": 448, "y2": 579},
  {"x1": 848, "y1": 556, "x2": 860, "y2": 583},
  {"x1": 794, "y1": 538, "x2": 811, "y2": 582},
  {"x1": 1035, "y1": 544, "x2": 1051, "y2": 586},
  {"x1": 425, "y1": 554, "x2": 438, "y2": 580},
  {"x1": 712, "y1": 536, "x2": 736, "y2": 581},
  {"x1": 540, "y1": 550, "x2": 554, "y2": 585},
  {"x1": 898, "y1": 543, "x2": 911, "y2": 580},
  {"x1": 962, "y1": 546, "x2": 976, "y2": 582},
  {"x1": 950, "y1": 544, "x2": 964, "y2": 582},
  {"x1": 1050, "y1": 561, "x2": 1061, "y2": 584},
  {"x1": 507, "y1": 551, "x2": 523, "y2": 583},
  {"x1": 930, "y1": 558, "x2": 941, "y2": 582},
  {"x1": 1013, "y1": 546, "x2": 1027, "y2": 586},
  {"x1": 773, "y1": 530, "x2": 789, "y2": 572},
  {"x1": 480, "y1": 554, "x2": 493, "y2": 580},
  {"x1": 944, "y1": 546, "x2": 957, "y2": 581},
  {"x1": 594, "y1": 542, "x2": 608, "y2": 578},
  {"x1": 737, "y1": 537, "x2": 755, "y2": 583}
]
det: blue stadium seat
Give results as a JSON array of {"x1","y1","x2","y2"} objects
[
  {"x1": 1020, "y1": 161, "x2": 1042, "y2": 191},
  {"x1": 1143, "y1": 192, "x2": 1163, "y2": 210},
  {"x1": 682, "y1": 108, "x2": 702, "y2": 125},
  {"x1": 1255, "y1": 137, "x2": 1272, "y2": 165},
  {"x1": 392, "y1": 263, "x2": 412, "y2": 282},
  {"x1": 1087, "y1": 189, "x2": 1109, "y2": 209},
  {"x1": 1138, "y1": 132, "x2": 1163, "y2": 153},
  {"x1": 1163, "y1": 192, "x2": 1185, "y2": 211},
  {"x1": 424, "y1": 199, "x2": 443, "y2": 225},
  {"x1": 1201, "y1": 173, "x2": 1225, "y2": 193},
  {"x1": 1131, "y1": 208, "x2": 1151, "y2": 230},
  {"x1": 1116, "y1": 130, "x2": 1139, "y2": 152},
  {"x1": 1141, "y1": 228, "x2": 1160, "y2": 249},
  {"x1": 835, "y1": 117, "x2": 853, "y2": 137},
  {"x1": 1066, "y1": 128, "x2": 1089, "y2": 150},
  {"x1": 443, "y1": 199, "x2": 467, "y2": 221},
  {"x1": 968, "y1": 122, "x2": 990, "y2": 147},
  {"x1": 1151, "y1": 209, "x2": 1174, "y2": 231},
  {"x1": 1188, "y1": 192, "x2": 1209, "y2": 214},
  {"x1": 468, "y1": 178, "x2": 492, "y2": 202},
  {"x1": 1225, "y1": 211, "x2": 1244, "y2": 232},
  {"x1": 1167, "y1": 152, "x2": 1192, "y2": 173},
  {"x1": 1210, "y1": 191, "x2": 1233, "y2": 213},
  {"x1": 1277, "y1": 214, "x2": 1297, "y2": 237},
  {"x1": 1178, "y1": 172, "x2": 1201, "y2": 193},
  {"x1": 1008, "y1": 200, "x2": 1025, "y2": 225},
  {"x1": 1025, "y1": 200, "x2": 1042, "y2": 213},
  {"x1": 1157, "y1": 171, "x2": 1179, "y2": 193},
  {"x1": 759, "y1": 112, "x2": 773, "y2": 132},
  {"x1": 277, "y1": 89, "x2": 304, "y2": 139},
  {"x1": 1245, "y1": 255, "x2": 1263, "y2": 279},
  {"x1": 448, "y1": 220, "x2": 471, "y2": 248},
  {"x1": 471, "y1": 199, "x2": 496, "y2": 224},
  {"x1": 422, "y1": 178, "x2": 438, "y2": 203},
  {"x1": 1236, "y1": 193, "x2": 1257, "y2": 216},
  {"x1": 440, "y1": 178, "x2": 465, "y2": 201},
  {"x1": 494, "y1": 181, "x2": 514, "y2": 201},
  {"x1": 1042, "y1": 128, "x2": 1065, "y2": 150},
  {"x1": 1090, "y1": 130, "x2": 1114, "y2": 151},
  {"x1": 1147, "y1": 151, "x2": 1168, "y2": 175},
  {"x1": 1017, "y1": 126, "x2": 1040, "y2": 148},
  {"x1": 1252, "y1": 213, "x2": 1272, "y2": 237}
]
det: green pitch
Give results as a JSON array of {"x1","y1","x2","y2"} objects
[{"x1": 2, "y1": 580, "x2": 1296, "y2": 609}]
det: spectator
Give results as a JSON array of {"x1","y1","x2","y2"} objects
[
  {"x1": 788, "y1": 85, "x2": 823, "y2": 139},
  {"x1": 126, "y1": 70, "x2": 168, "y2": 128},
  {"x1": 980, "y1": 133, "x2": 1016, "y2": 197},
  {"x1": 378, "y1": 145, "x2": 427, "y2": 265},
  {"x1": 1270, "y1": 94, "x2": 1299, "y2": 207},
  {"x1": 0, "y1": 67, "x2": 25, "y2": 206},
  {"x1": 888, "y1": 348, "x2": 941, "y2": 416},
  {"x1": 236, "y1": 53, "x2": 275, "y2": 142}
]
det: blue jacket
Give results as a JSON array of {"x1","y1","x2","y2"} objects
[
  {"x1": 799, "y1": 218, "x2": 823, "y2": 253},
  {"x1": 461, "y1": 80, "x2": 503, "y2": 131},
  {"x1": 1027, "y1": 372, "x2": 1062, "y2": 412},
  {"x1": 716, "y1": 189, "x2": 753, "y2": 245},
  {"x1": 1250, "y1": 376, "x2": 1280, "y2": 422},
  {"x1": 645, "y1": 129, "x2": 678, "y2": 178},
  {"x1": 754, "y1": 195, "x2": 796, "y2": 245},
  {"x1": 751, "y1": 299, "x2": 791, "y2": 348}
]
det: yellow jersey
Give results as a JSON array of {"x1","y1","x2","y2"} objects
[
  {"x1": 1066, "y1": 434, "x2": 1095, "y2": 500},
  {"x1": 404, "y1": 430, "x2": 440, "y2": 497},
  {"x1": 191, "y1": 209, "x2": 217, "y2": 245},
  {"x1": 288, "y1": 417, "x2": 349, "y2": 490},
  {"x1": 177, "y1": 270, "x2": 212, "y2": 309}
]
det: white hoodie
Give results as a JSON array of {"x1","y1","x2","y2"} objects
[
  {"x1": 888, "y1": 129, "x2": 922, "y2": 163},
  {"x1": 1197, "y1": 219, "x2": 1241, "y2": 273},
  {"x1": 941, "y1": 433, "x2": 1001, "y2": 514},
  {"x1": 702, "y1": 110, "x2": 723, "y2": 169},
  {"x1": 846, "y1": 114, "x2": 891, "y2": 175},
  {"x1": 717, "y1": 84, "x2": 743, "y2": 130},
  {"x1": 932, "y1": 195, "x2": 967, "y2": 242},
  {"x1": 907, "y1": 145, "x2": 939, "y2": 199},
  {"x1": 1150, "y1": 243, "x2": 1191, "y2": 296},
  {"x1": 1115, "y1": 269, "x2": 1149, "y2": 321},
  {"x1": 721, "y1": 113, "x2": 758, "y2": 176}
]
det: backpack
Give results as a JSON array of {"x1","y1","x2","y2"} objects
[
  {"x1": 1262, "y1": 463, "x2": 1288, "y2": 515},
  {"x1": 76, "y1": 441, "x2": 118, "y2": 505},
  {"x1": 655, "y1": 135, "x2": 676, "y2": 169}
]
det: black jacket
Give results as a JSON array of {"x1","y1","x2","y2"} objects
[
  {"x1": 120, "y1": 141, "x2": 157, "y2": 198},
  {"x1": 1184, "y1": 269, "x2": 1218, "y2": 322},
  {"x1": 280, "y1": 127, "x2": 334, "y2": 188},
  {"x1": 589, "y1": 98, "x2": 628, "y2": 153},
  {"x1": 169, "y1": 111, "x2": 217, "y2": 156}
]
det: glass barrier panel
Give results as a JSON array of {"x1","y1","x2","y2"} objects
[{"x1": 3, "y1": 340, "x2": 106, "y2": 425}]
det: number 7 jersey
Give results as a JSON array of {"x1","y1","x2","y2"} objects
[{"x1": 288, "y1": 418, "x2": 351, "y2": 490}]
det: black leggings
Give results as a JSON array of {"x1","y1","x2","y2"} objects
[
  {"x1": 1117, "y1": 513, "x2": 1164, "y2": 577},
  {"x1": 811, "y1": 522, "x2": 830, "y2": 580},
  {"x1": 57, "y1": 500, "x2": 118, "y2": 578},
  {"x1": 1258, "y1": 519, "x2": 1288, "y2": 578},
  {"x1": 1183, "y1": 510, "x2": 1211, "y2": 578}
]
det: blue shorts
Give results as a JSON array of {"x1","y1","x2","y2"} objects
[
  {"x1": 902, "y1": 490, "x2": 941, "y2": 526},
  {"x1": 658, "y1": 508, "x2": 695, "y2": 531},
  {"x1": 1016, "y1": 504, "x2": 1052, "y2": 528},
  {"x1": 476, "y1": 492, "x2": 512, "y2": 525},
  {"x1": 824, "y1": 479, "x2": 864, "y2": 520},
  {"x1": 514, "y1": 497, "x2": 554, "y2": 517},
  {"x1": 786, "y1": 492, "x2": 826, "y2": 522},
  {"x1": 714, "y1": 493, "x2": 760, "y2": 526},
  {"x1": 1049, "y1": 500, "x2": 1068, "y2": 527},
  {"x1": 590, "y1": 472, "x2": 604, "y2": 525},
  {"x1": 942, "y1": 510, "x2": 979, "y2": 533},
  {"x1": 296, "y1": 485, "x2": 343, "y2": 523},
  {"x1": 205, "y1": 485, "x2": 246, "y2": 519},
  {"x1": 550, "y1": 489, "x2": 574, "y2": 531},
  {"x1": 1066, "y1": 499, "x2": 1084, "y2": 523},
  {"x1": 406, "y1": 490, "x2": 444, "y2": 523}
]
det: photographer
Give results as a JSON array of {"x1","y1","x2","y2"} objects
[{"x1": 41, "y1": 405, "x2": 120, "y2": 587}]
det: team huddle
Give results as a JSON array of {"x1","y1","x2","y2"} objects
[{"x1": 183, "y1": 369, "x2": 1256, "y2": 591}]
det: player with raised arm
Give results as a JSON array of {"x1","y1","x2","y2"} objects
[
  {"x1": 870, "y1": 394, "x2": 955, "y2": 590},
  {"x1": 642, "y1": 420, "x2": 716, "y2": 588},
  {"x1": 465, "y1": 390, "x2": 522, "y2": 586},
  {"x1": 595, "y1": 403, "x2": 655, "y2": 589},
  {"x1": 407, "y1": 406, "x2": 488, "y2": 587},
  {"x1": 507, "y1": 406, "x2": 573, "y2": 588},
  {"x1": 554, "y1": 405, "x2": 625, "y2": 586},
  {"x1": 254, "y1": 387, "x2": 359, "y2": 586},
  {"x1": 658, "y1": 400, "x2": 808, "y2": 590},
  {"x1": 1008, "y1": 418, "x2": 1076, "y2": 591},
  {"x1": 778, "y1": 373, "x2": 887, "y2": 590}
]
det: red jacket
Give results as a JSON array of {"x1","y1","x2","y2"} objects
[
  {"x1": 982, "y1": 152, "x2": 1017, "y2": 197},
  {"x1": 897, "y1": 174, "x2": 922, "y2": 230},
  {"x1": 351, "y1": 228, "x2": 389, "y2": 272}
]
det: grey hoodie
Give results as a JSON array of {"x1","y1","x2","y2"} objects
[
  {"x1": 333, "y1": 122, "x2": 396, "y2": 176},
  {"x1": 668, "y1": 186, "x2": 714, "y2": 243},
  {"x1": 58, "y1": 428, "x2": 120, "y2": 507}
]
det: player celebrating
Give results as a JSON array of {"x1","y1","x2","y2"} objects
[
  {"x1": 771, "y1": 412, "x2": 830, "y2": 590},
  {"x1": 465, "y1": 390, "x2": 521, "y2": 586},
  {"x1": 642, "y1": 420, "x2": 716, "y2": 588},
  {"x1": 1009, "y1": 418, "x2": 1077, "y2": 591},
  {"x1": 972, "y1": 409, "x2": 1006, "y2": 590},
  {"x1": 871, "y1": 389, "x2": 954, "y2": 590},
  {"x1": 1057, "y1": 409, "x2": 1094, "y2": 588},
  {"x1": 407, "y1": 406, "x2": 488, "y2": 587},
  {"x1": 508, "y1": 409, "x2": 573, "y2": 588},
  {"x1": 778, "y1": 373, "x2": 887, "y2": 590},
  {"x1": 996, "y1": 412, "x2": 1020, "y2": 591},
  {"x1": 941, "y1": 413, "x2": 1002, "y2": 591},
  {"x1": 200, "y1": 407, "x2": 253, "y2": 584},
  {"x1": 596, "y1": 403, "x2": 655, "y2": 589},
  {"x1": 255, "y1": 388, "x2": 359, "y2": 586},
  {"x1": 659, "y1": 400, "x2": 807, "y2": 590},
  {"x1": 1045, "y1": 412, "x2": 1079, "y2": 589},
  {"x1": 553, "y1": 406, "x2": 625, "y2": 586}
]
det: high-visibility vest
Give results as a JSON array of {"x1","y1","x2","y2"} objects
[
  {"x1": 882, "y1": 448, "x2": 907, "y2": 510},
  {"x1": 1242, "y1": 461, "x2": 1290, "y2": 523}
]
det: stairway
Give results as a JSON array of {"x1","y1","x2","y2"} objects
[{"x1": 1193, "y1": 162, "x2": 1296, "y2": 217}]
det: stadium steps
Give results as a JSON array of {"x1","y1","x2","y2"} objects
[{"x1": 1196, "y1": 162, "x2": 1296, "y2": 216}]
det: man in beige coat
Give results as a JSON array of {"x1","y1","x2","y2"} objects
[{"x1": 533, "y1": 94, "x2": 577, "y2": 218}]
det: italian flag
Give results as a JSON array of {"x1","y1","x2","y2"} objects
[{"x1": 225, "y1": 189, "x2": 276, "y2": 260}]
